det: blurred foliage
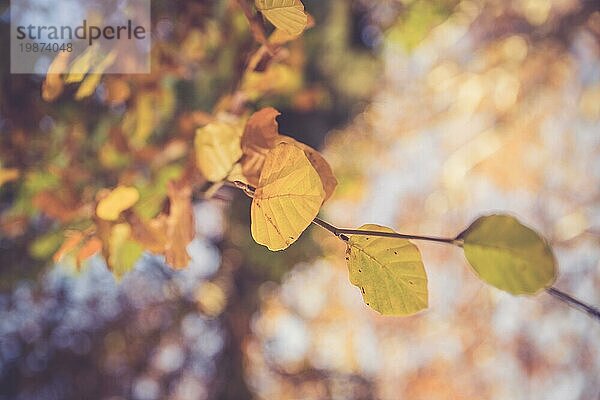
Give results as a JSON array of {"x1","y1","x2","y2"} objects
[
  {"x1": 0, "y1": 0, "x2": 380, "y2": 283},
  {"x1": 1, "y1": 0, "x2": 600, "y2": 399}
]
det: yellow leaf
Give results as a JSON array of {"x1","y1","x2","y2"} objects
[
  {"x1": 195, "y1": 121, "x2": 244, "y2": 182},
  {"x1": 42, "y1": 51, "x2": 70, "y2": 101},
  {"x1": 196, "y1": 281, "x2": 227, "y2": 317},
  {"x1": 74, "y1": 50, "x2": 117, "y2": 100},
  {"x1": 251, "y1": 142, "x2": 325, "y2": 250},
  {"x1": 268, "y1": 14, "x2": 314, "y2": 45},
  {"x1": 0, "y1": 168, "x2": 19, "y2": 187},
  {"x1": 241, "y1": 107, "x2": 337, "y2": 200},
  {"x1": 64, "y1": 47, "x2": 96, "y2": 83},
  {"x1": 96, "y1": 186, "x2": 140, "y2": 221},
  {"x1": 255, "y1": 0, "x2": 307, "y2": 36},
  {"x1": 128, "y1": 93, "x2": 156, "y2": 147},
  {"x1": 279, "y1": 136, "x2": 337, "y2": 201},
  {"x1": 226, "y1": 163, "x2": 248, "y2": 186},
  {"x1": 458, "y1": 214, "x2": 557, "y2": 295},
  {"x1": 346, "y1": 224, "x2": 428, "y2": 316},
  {"x1": 108, "y1": 223, "x2": 143, "y2": 279}
]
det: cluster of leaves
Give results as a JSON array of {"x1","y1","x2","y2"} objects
[
  {"x1": 2, "y1": 0, "x2": 559, "y2": 316},
  {"x1": 192, "y1": 105, "x2": 558, "y2": 316}
]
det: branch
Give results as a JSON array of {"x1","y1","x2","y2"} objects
[
  {"x1": 546, "y1": 287, "x2": 600, "y2": 321},
  {"x1": 228, "y1": 180, "x2": 600, "y2": 322},
  {"x1": 312, "y1": 217, "x2": 461, "y2": 245},
  {"x1": 233, "y1": 0, "x2": 274, "y2": 53},
  {"x1": 230, "y1": 181, "x2": 460, "y2": 244}
]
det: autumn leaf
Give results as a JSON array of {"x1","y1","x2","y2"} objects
[
  {"x1": 346, "y1": 224, "x2": 428, "y2": 316},
  {"x1": 42, "y1": 51, "x2": 70, "y2": 101},
  {"x1": 255, "y1": 0, "x2": 308, "y2": 37},
  {"x1": 279, "y1": 136, "x2": 337, "y2": 201},
  {"x1": 251, "y1": 142, "x2": 325, "y2": 250},
  {"x1": 0, "y1": 167, "x2": 20, "y2": 187},
  {"x1": 164, "y1": 181, "x2": 195, "y2": 268},
  {"x1": 64, "y1": 46, "x2": 96, "y2": 83},
  {"x1": 75, "y1": 50, "x2": 117, "y2": 100},
  {"x1": 241, "y1": 107, "x2": 280, "y2": 151},
  {"x1": 458, "y1": 214, "x2": 557, "y2": 295},
  {"x1": 104, "y1": 77, "x2": 131, "y2": 105},
  {"x1": 53, "y1": 230, "x2": 101, "y2": 268},
  {"x1": 241, "y1": 107, "x2": 337, "y2": 200},
  {"x1": 96, "y1": 186, "x2": 140, "y2": 221},
  {"x1": 127, "y1": 182, "x2": 194, "y2": 269},
  {"x1": 108, "y1": 223, "x2": 143, "y2": 279},
  {"x1": 196, "y1": 281, "x2": 227, "y2": 317},
  {"x1": 76, "y1": 237, "x2": 102, "y2": 266},
  {"x1": 195, "y1": 120, "x2": 244, "y2": 182},
  {"x1": 128, "y1": 92, "x2": 156, "y2": 148},
  {"x1": 53, "y1": 231, "x2": 85, "y2": 263}
]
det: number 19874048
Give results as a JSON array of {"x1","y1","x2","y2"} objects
[{"x1": 19, "y1": 42, "x2": 73, "y2": 53}]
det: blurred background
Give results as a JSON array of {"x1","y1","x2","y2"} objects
[{"x1": 1, "y1": 0, "x2": 600, "y2": 399}]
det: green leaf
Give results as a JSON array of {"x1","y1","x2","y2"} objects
[
  {"x1": 346, "y1": 224, "x2": 428, "y2": 316},
  {"x1": 458, "y1": 214, "x2": 557, "y2": 295},
  {"x1": 108, "y1": 223, "x2": 143, "y2": 279},
  {"x1": 29, "y1": 230, "x2": 64, "y2": 260}
]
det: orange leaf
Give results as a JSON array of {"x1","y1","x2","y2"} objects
[
  {"x1": 42, "y1": 51, "x2": 70, "y2": 102},
  {"x1": 241, "y1": 107, "x2": 281, "y2": 151},
  {"x1": 164, "y1": 181, "x2": 195, "y2": 268},
  {"x1": 240, "y1": 107, "x2": 337, "y2": 200},
  {"x1": 76, "y1": 237, "x2": 102, "y2": 266},
  {"x1": 54, "y1": 231, "x2": 84, "y2": 263},
  {"x1": 0, "y1": 168, "x2": 20, "y2": 187}
]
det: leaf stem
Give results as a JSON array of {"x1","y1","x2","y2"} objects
[
  {"x1": 230, "y1": 180, "x2": 461, "y2": 245},
  {"x1": 312, "y1": 217, "x2": 461, "y2": 245},
  {"x1": 312, "y1": 217, "x2": 349, "y2": 241},
  {"x1": 233, "y1": 0, "x2": 274, "y2": 53},
  {"x1": 546, "y1": 287, "x2": 600, "y2": 321}
]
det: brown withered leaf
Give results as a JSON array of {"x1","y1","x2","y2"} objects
[
  {"x1": 164, "y1": 181, "x2": 195, "y2": 268},
  {"x1": 240, "y1": 107, "x2": 337, "y2": 201},
  {"x1": 241, "y1": 107, "x2": 281, "y2": 151}
]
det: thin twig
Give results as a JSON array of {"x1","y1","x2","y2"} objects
[
  {"x1": 546, "y1": 287, "x2": 600, "y2": 321},
  {"x1": 233, "y1": 0, "x2": 274, "y2": 54},
  {"x1": 232, "y1": 181, "x2": 457, "y2": 244},
  {"x1": 312, "y1": 217, "x2": 349, "y2": 241}
]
